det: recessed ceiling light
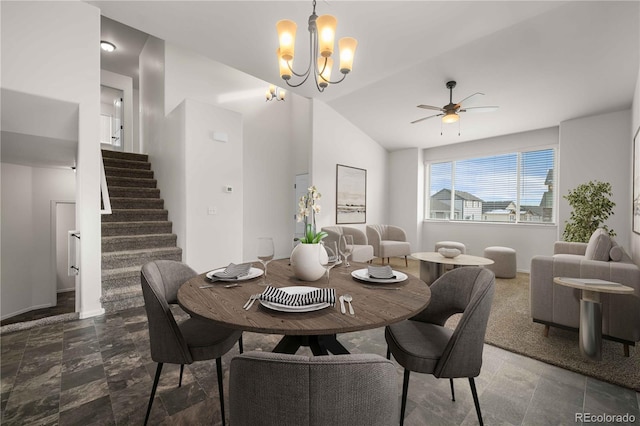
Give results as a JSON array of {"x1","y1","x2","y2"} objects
[{"x1": 100, "y1": 41, "x2": 116, "y2": 52}]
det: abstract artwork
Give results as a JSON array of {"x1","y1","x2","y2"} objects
[{"x1": 336, "y1": 164, "x2": 366, "y2": 224}]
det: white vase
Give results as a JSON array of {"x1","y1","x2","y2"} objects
[{"x1": 290, "y1": 243, "x2": 328, "y2": 281}]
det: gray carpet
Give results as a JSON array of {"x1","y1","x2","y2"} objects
[{"x1": 390, "y1": 258, "x2": 640, "y2": 392}]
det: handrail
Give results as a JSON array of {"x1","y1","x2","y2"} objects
[{"x1": 100, "y1": 153, "x2": 112, "y2": 215}]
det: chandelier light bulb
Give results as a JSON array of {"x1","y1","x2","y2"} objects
[
  {"x1": 276, "y1": 20, "x2": 297, "y2": 61},
  {"x1": 316, "y1": 14, "x2": 337, "y2": 57},
  {"x1": 338, "y1": 37, "x2": 357, "y2": 73}
]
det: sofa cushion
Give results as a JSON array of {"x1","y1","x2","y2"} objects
[
  {"x1": 609, "y1": 240, "x2": 624, "y2": 262},
  {"x1": 584, "y1": 228, "x2": 611, "y2": 261}
]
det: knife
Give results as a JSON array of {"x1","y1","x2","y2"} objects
[{"x1": 339, "y1": 296, "x2": 346, "y2": 314}]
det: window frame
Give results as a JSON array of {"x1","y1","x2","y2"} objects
[{"x1": 424, "y1": 145, "x2": 557, "y2": 225}]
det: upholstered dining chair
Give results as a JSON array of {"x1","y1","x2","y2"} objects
[
  {"x1": 385, "y1": 267, "x2": 495, "y2": 426},
  {"x1": 366, "y1": 224, "x2": 411, "y2": 266},
  {"x1": 140, "y1": 260, "x2": 243, "y2": 426},
  {"x1": 229, "y1": 351, "x2": 399, "y2": 426}
]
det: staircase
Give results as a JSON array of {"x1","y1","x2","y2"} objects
[{"x1": 101, "y1": 149, "x2": 182, "y2": 312}]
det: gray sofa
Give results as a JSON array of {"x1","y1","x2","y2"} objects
[
  {"x1": 321, "y1": 225, "x2": 374, "y2": 263},
  {"x1": 530, "y1": 229, "x2": 640, "y2": 355}
]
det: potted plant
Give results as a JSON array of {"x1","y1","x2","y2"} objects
[
  {"x1": 291, "y1": 186, "x2": 329, "y2": 281},
  {"x1": 563, "y1": 180, "x2": 616, "y2": 242}
]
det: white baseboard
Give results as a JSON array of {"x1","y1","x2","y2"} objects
[
  {"x1": 0, "y1": 303, "x2": 53, "y2": 321},
  {"x1": 79, "y1": 308, "x2": 105, "y2": 319}
]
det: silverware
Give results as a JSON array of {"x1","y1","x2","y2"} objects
[
  {"x1": 200, "y1": 283, "x2": 241, "y2": 289},
  {"x1": 243, "y1": 294, "x2": 260, "y2": 310},
  {"x1": 339, "y1": 296, "x2": 346, "y2": 314},
  {"x1": 343, "y1": 294, "x2": 354, "y2": 315},
  {"x1": 363, "y1": 285, "x2": 401, "y2": 290}
]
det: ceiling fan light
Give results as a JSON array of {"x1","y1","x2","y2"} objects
[
  {"x1": 276, "y1": 19, "x2": 297, "y2": 61},
  {"x1": 442, "y1": 112, "x2": 459, "y2": 124},
  {"x1": 316, "y1": 14, "x2": 337, "y2": 57}
]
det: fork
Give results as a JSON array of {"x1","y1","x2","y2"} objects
[{"x1": 243, "y1": 294, "x2": 261, "y2": 310}]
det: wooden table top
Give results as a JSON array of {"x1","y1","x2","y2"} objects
[
  {"x1": 177, "y1": 259, "x2": 431, "y2": 336},
  {"x1": 411, "y1": 251, "x2": 495, "y2": 267},
  {"x1": 553, "y1": 277, "x2": 635, "y2": 295}
]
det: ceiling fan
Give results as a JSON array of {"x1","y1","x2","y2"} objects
[{"x1": 411, "y1": 81, "x2": 498, "y2": 125}]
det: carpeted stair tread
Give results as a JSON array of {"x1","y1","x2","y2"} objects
[
  {"x1": 104, "y1": 166, "x2": 154, "y2": 179},
  {"x1": 109, "y1": 197, "x2": 164, "y2": 209},
  {"x1": 102, "y1": 247, "x2": 182, "y2": 269},
  {"x1": 102, "y1": 221, "x2": 173, "y2": 236},
  {"x1": 103, "y1": 157, "x2": 151, "y2": 170},
  {"x1": 101, "y1": 209, "x2": 168, "y2": 222},
  {"x1": 101, "y1": 149, "x2": 148, "y2": 162},
  {"x1": 102, "y1": 233, "x2": 177, "y2": 252},
  {"x1": 101, "y1": 291, "x2": 145, "y2": 312},
  {"x1": 107, "y1": 187, "x2": 160, "y2": 199},
  {"x1": 106, "y1": 176, "x2": 157, "y2": 188},
  {"x1": 102, "y1": 265, "x2": 141, "y2": 280}
]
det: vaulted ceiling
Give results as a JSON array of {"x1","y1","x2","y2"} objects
[{"x1": 93, "y1": 1, "x2": 640, "y2": 151}]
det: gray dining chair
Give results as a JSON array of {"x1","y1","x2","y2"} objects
[
  {"x1": 229, "y1": 351, "x2": 398, "y2": 426},
  {"x1": 385, "y1": 267, "x2": 495, "y2": 426},
  {"x1": 140, "y1": 260, "x2": 243, "y2": 426}
]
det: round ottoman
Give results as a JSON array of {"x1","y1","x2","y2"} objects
[
  {"x1": 483, "y1": 246, "x2": 517, "y2": 278},
  {"x1": 435, "y1": 241, "x2": 467, "y2": 254}
]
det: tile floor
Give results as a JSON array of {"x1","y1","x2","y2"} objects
[{"x1": 1, "y1": 304, "x2": 639, "y2": 426}]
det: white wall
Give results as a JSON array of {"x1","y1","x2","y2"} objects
[
  {"x1": 559, "y1": 109, "x2": 632, "y2": 250},
  {"x1": 311, "y1": 100, "x2": 389, "y2": 235},
  {"x1": 389, "y1": 148, "x2": 424, "y2": 252},
  {"x1": 421, "y1": 127, "x2": 559, "y2": 271},
  {"x1": 1, "y1": 164, "x2": 75, "y2": 319},
  {"x1": 162, "y1": 43, "x2": 303, "y2": 262},
  {"x1": 182, "y1": 100, "x2": 244, "y2": 271},
  {"x1": 139, "y1": 36, "x2": 165, "y2": 155},
  {"x1": 1, "y1": 2, "x2": 102, "y2": 318}
]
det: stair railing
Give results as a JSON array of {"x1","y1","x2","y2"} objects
[
  {"x1": 68, "y1": 231, "x2": 80, "y2": 275},
  {"x1": 100, "y1": 153, "x2": 112, "y2": 215}
]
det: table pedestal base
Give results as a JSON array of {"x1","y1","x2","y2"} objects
[
  {"x1": 420, "y1": 261, "x2": 446, "y2": 286},
  {"x1": 580, "y1": 298, "x2": 602, "y2": 360},
  {"x1": 273, "y1": 334, "x2": 350, "y2": 356}
]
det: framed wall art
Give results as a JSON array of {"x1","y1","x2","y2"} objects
[
  {"x1": 634, "y1": 125, "x2": 640, "y2": 234},
  {"x1": 336, "y1": 164, "x2": 366, "y2": 224}
]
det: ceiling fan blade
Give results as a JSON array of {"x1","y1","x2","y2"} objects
[
  {"x1": 417, "y1": 104, "x2": 444, "y2": 112},
  {"x1": 410, "y1": 113, "x2": 443, "y2": 124},
  {"x1": 455, "y1": 92, "x2": 484, "y2": 108},
  {"x1": 459, "y1": 106, "x2": 499, "y2": 113}
]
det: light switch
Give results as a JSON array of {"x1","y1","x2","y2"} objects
[{"x1": 208, "y1": 206, "x2": 217, "y2": 215}]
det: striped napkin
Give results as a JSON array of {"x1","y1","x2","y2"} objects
[
  {"x1": 368, "y1": 265, "x2": 396, "y2": 279},
  {"x1": 258, "y1": 286, "x2": 336, "y2": 306},
  {"x1": 210, "y1": 263, "x2": 251, "y2": 280}
]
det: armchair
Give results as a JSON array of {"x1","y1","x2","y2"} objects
[
  {"x1": 530, "y1": 229, "x2": 640, "y2": 355},
  {"x1": 366, "y1": 224, "x2": 411, "y2": 266},
  {"x1": 321, "y1": 225, "x2": 374, "y2": 263}
]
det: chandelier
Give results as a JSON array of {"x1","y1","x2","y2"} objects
[
  {"x1": 276, "y1": 0, "x2": 358, "y2": 92},
  {"x1": 266, "y1": 85, "x2": 286, "y2": 102}
]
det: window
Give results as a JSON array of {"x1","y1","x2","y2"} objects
[{"x1": 427, "y1": 148, "x2": 555, "y2": 224}]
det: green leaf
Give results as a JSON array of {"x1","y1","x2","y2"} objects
[
  {"x1": 311, "y1": 231, "x2": 328, "y2": 244},
  {"x1": 562, "y1": 180, "x2": 616, "y2": 242}
]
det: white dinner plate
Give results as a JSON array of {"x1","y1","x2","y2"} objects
[
  {"x1": 259, "y1": 286, "x2": 330, "y2": 313},
  {"x1": 205, "y1": 267, "x2": 264, "y2": 282},
  {"x1": 351, "y1": 268, "x2": 408, "y2": 284}
]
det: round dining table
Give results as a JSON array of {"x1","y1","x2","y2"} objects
[{"x1": 178, "y1": 258, "x2": 431, "y2": 355}]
